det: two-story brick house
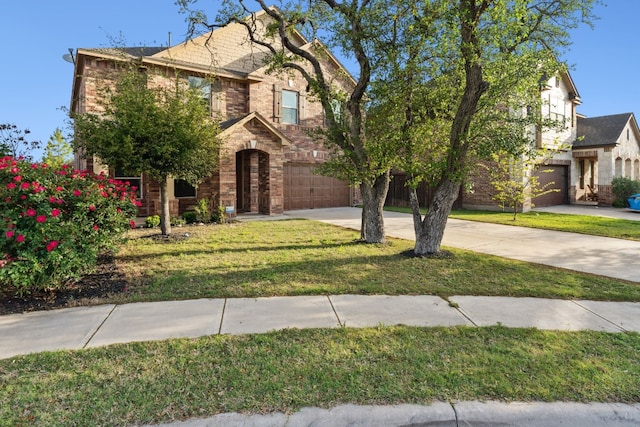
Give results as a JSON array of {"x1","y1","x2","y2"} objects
[{"x1": 71, "y1": 11, "x2": 355, "y2": 218}]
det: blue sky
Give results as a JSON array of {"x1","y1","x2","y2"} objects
[{"x1": 0, "y1": 1, "x2": 637, "y2": 160}]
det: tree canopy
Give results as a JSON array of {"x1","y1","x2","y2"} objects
[{"x1": 73, "y1": 65, "x2": 223, "y2": 235}]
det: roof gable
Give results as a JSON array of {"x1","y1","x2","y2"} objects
[
  {"x1": 220, "y1": 112, "x2": 291, "y2": 146},
  {"x1": 574, "y1": 112, "x2": 637, "y2": 148}
]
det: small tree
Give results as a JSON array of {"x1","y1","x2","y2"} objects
[
  {"x1": 482, "y1": 148, "x2": 561, "y2": 220},
  {"x1": 0, "y1": 123, "x2": 42, "y2": 160},
  {"x1": 42, "y1": 128, "x2": 73, "y2": 169},
  {"x1": 73, "y1": 65, "x2": 222, "y2": 235}
]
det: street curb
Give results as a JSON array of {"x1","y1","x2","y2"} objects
[{"x1": 147, "y1": 401, "x2": 640, "y2": 426}]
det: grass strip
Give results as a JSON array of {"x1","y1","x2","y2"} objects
[
  {"x1": 112, "y1": 220, "x2": 640, "y2": 304},
  {"x1": 2, "y1": 326, "x2": 639, "y2": 426},
  {"x1": 384, "y1": 206, "x2": 640, "y2": 241}
]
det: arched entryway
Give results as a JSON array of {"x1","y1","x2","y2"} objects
[{"x1": 236, "y1": 149, "x2": 270, "y2": 214}]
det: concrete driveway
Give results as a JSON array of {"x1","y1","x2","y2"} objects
[{"x1": 284, "y1": 207, "x2": 640, "y2": 283}]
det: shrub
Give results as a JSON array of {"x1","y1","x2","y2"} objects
[
  {"x1": 611, "y1": 177, "x2": 640, "y2": 208},
  {"x1": 145, "y1": 215, "x2": 160, "y2": 228},
  {"x1": 170, "y1": 216, "x2": 186, "y2": 226},
  {"x1": 0, "y1": 156, "x2": 139, "y2": 294},
  {"x1": 182, "y1": 211, "x2": 197, "y2": 224},
  {"x1": 211, "y1": 204, "x2": 227, "y2": 224},
  {"x1": 194, "y1": 198, "x2": 211, "y2": 223}
]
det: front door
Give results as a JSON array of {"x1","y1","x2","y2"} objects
[{"x1": 236, "y1": 150, "x2": 270, "y2": 214}]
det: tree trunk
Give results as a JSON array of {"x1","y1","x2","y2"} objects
[
  {"x1": 159, "y1": 178, "x2": 172, "y2": 236},
  {"x1": 359, "y1": 171, "x2": 390, "y2": 243},
  {"x1": 413, "y1": 179, "x2": 460, "y2": 256}
]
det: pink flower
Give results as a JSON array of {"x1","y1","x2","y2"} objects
[
  {"x1": 55, "y1": 186, "x2": 63, "y2": 192},
  {"x1": 46, "y1": 241, "x2": 59, "y2": 252},
  {"x1": 93, "y1": 225, "x2": 99, "y2": 231},
  {"x1": 36, "y1": 215, "x2": 47, "y2": 223},
  {"x1": 26, "y1": 208, "x2": 36, "y2": 217},
  {"x1": 130, "y1": 220, "x2": 137, "y2": 229},
  {"x1": 89, "y1": 205, "x2": 95, "y2": 211},
  {"x1": 6, "y1": 183, "x2": 16, "y2": 189},
  {"x1": 5, "y1": 231, "x2": 14, "y2": 239},
  {"x1": 12, "y1": 175, "x2": 21, "y2": 182},
  {"x1": 20, "y1": 182, "x2": 30, "y2": 189},
  {"x1": 16, "y1": 234, "x2": 24, "y2": 243},
  {"x1": 51, "y1": 209, "x2": 61, "y2": 218},
  {"x1": 73, "y1": 189, "x2": 82, "y2": 197}
]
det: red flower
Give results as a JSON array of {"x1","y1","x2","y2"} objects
[
  {"x1": 55, "y1": 186, "x2": 63, "y2": 192},
  {"x1": 12, "y1": 175, "x2": 22, "y2": 182},
  {"x1": 129, "y1": 220, "x2": 137, "y2": 229},
  {"x1": 93, "y1": 225, "x2": 99, "y2": 231},
  {"x1": 73, "y1": 189, "x2": 82, "y2": 197},
  {"x1": 51, "y1": 209, "x2": 61, "y2": 218},
  {"x1": 26, "y1": 208, "x2": 36, "y2": 217},
  {"x1": 5, "y1": 231, "x2": 14, "y2": 239},
  {"x1": 20, "y1": 182, "x2": 30, "y2": 189},
  {"x1": 89, "y1": 205, "x2": 95, "y2": 211},
  {"x1": 16, "y1": 234, "x2": 24, "y2": 243},
  {"x1": 36, "y1": 215, "x2": 47, "y2": 223},
  {"x1": 46, "y1": 240, "x2": 59, "y2": 252},
  {"x1": 6, "y1": 183, "x2": 16, "y2": 189}
]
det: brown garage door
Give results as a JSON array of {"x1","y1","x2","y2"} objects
[
  {"x1": 533, "y1": 165, "x2": 568, "y2": 207},
  {"x1": 284, "y1": 163, "x2": 351, "y2": 210}
]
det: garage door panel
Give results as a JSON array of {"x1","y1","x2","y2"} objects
[
  {"x1": 284, "y1": 163, "x2": 350, "y2": 210},
  {"x1": 534, "y1": 166, "x2": 567, "y2": 207}
]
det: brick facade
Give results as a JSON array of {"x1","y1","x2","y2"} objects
[{"x1": 71, "y1": 12, "x2": 354, "y2": 218}]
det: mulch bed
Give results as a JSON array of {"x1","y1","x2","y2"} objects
[{"x1": 0, "y1": 254, "x2": 128, "y2": 316}]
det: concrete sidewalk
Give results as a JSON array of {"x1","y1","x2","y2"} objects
[
  {"x1": 3, "y1": 294, "x2": 640, "y2": 360},
  {"x1": 284, "y1": 207, "x2": 640, "y2": 283}
]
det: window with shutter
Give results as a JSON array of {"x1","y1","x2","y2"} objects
[{"x1": 282, "y1": 90, "x2": 298, "y2": 124}]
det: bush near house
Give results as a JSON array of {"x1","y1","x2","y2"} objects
[
  {"x1": 612, "y1": 177, "x2": 640, "y2": 208},
  {"x1": 0, "y1": 156, "x2": 139, "y2": 295}
]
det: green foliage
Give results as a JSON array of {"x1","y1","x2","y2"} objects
[
  {"x1": 612, "y1": 177, "x2": 640, "y2": 208},
  {"x1": 211, "y1": 204, "x2": 227, "y2": 224},
  {"x1": 482, "y1": 148, "x2": 561, "y2": 220},
  {"x1": 73, "y1": 65, "x2": 222, "y2": 235},
  {"x1": 194, "y1": 198, "x2": 211, "y2": 223},
  {"x1": 0, "y1": 123, "x2": 42, "y2": 160},
  {"x1": 145, "y1": 215, "x2": 161, "y2": 228},
  {"x1": 0, "y1": 156, "x2": 138, "y2": 294},
  {"x1": 42, "y1": 128, "x2": 73, "y2": 169},
  {"x1": 170, "y1": 216, "x2": 186, "y2": 226},
  {"x1": 182, "y1": 211, "x2": 197, "y2": 224}
]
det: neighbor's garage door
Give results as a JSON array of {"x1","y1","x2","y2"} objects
[
  {"x1": 284, "y1": 163, "x2": 350, "y2": 210},
  {"x1": 534, "y1": 165, "x2": 568, "y2": 207}
]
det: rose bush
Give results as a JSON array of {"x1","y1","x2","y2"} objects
[{"x1": 0, "y1": 156, "x2": 139, "y2": 294}]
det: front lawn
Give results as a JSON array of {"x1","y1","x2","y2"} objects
[
  {"x1": 109, "y1": 220, "x2": 640, "y2": 304},
  {"x1": 2, "y1": 326, "x2": 639, "y2": 425}
]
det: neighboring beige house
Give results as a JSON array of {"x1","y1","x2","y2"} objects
[
  {"x1": 462, "y1": 72, "x2": 582, "y2": 211},
  {"x1": 71, "y1": 10, "x2": 355, "y2": 217},
  {"x1": 572, "y1": 112, "x2": 640, "y2": 206}
]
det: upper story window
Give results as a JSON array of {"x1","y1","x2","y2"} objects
[
  {"x1": 188, "y1": 76, "x2": 211, "y2": 110},
  {"x1": 281, "y1": 90, "x2": 299, "y2": 124}
]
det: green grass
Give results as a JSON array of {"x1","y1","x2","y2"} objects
[
  {"x1": 2, "y1": 326, "x2": 638, "y2": 426},
  {"x1": 384, "y1": 206, "x2": 640, "y2": 241},
  {"x1": 111, "y1": 220, "x2": 640, "y2": 304}
]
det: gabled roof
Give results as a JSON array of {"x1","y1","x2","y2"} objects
[
  {"x1": 574, "y1": 113, "x2": 637, "y2": 148},
  {"x1": 219, "y1": 112, "x2": 291, "y2": 146}
]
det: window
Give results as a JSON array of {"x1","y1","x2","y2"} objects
[
  {"x1": 188, "y1": 76, "x2": 211, "y2": 110},
  {"x1": 281, "y1": 90, "x2": 298, "y2": 124},
  {"x1": 174, "y1": 179, "x2": 196, "y2": 198},
  {"x1": 114, "y1": 166, "x2": 142, "y2": 198}
]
